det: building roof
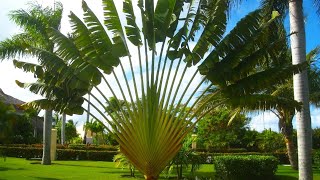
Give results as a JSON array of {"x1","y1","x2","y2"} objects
[{"x1": 0, "y1": 88, "x2": 25, "y2": 105}]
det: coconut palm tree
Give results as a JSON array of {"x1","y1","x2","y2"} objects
[
  {"x1": 268, "y1": 48, "x2": 320, "y2": 170},
  {"x1": 260, "y1": 1, "x2": 320, "y2": 178},
  {"x1": 0, "y1": 2, "x2": 63, "y2": 165}
]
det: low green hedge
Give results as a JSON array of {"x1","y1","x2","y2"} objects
[
  {"x1": 0, "y1": 146, "x2": 43, "y2": 159},
  {"x1": 197, "y1": 152, "x2": 289, "y2": 164},
  {"x1": 56, "y1": 149, "x2": 117, "y2": 161},
  {"x1": 0, "y1": 146, "x2": 117, "y2": 161},
  {"x1": 0, "y1": 144, "x2": 118, "y2": 151},
  {"x1": 213, "y1": 155, "x2": 279, "y2": 180}
]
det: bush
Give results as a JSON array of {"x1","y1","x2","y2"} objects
[
  {"x1": 66, "y1": 144, "x2": 118, "y2": 151},
  {"x1": 313, "y1": 149, "x2": 320, "y2": 167},
  {"x1": 0, "y1": 146, "x2": 42, "y2": 159},
  {"x1": 56, "y1": 149, "x2": 117, "y2": 161},
  {"x1": 0, "y1": 146, "x2": 117, "y2": 161},
  {"x1": 213, "y1": 155, "x2": 278, "y2": 180},
  {"x1": 195, "y1": 152, "x2": 288, "y2": 164}
]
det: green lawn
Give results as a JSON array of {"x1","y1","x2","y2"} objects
[{"x1": 0, "y1": 157, "x2": 320, "y2": 179}]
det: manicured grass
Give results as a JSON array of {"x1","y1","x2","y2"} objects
[{"x1": 0, "y1": 157, "x2": 320, "y2": 179}]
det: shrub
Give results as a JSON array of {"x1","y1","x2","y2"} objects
[
  {"x1": 0, "y1": 146, "x2": 117, "y2": 161},
  {"x1": 0, "y1": 146, "x2": 42, "y2": 159},
  {"x1": 213, "y1": 155, "x2": 279, "y2": 180},
  {"x1": 195, "y1": 152, "x2": 288, "y2": 164},
  {"x1": 313, "y1": 149, "x2": 320, "y2": 167},
  {"x1": 67, "y1": 144, "x2": 118, "y2": 151}
]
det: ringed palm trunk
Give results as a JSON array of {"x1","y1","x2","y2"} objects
[
  {"x1": 289, "y1": 0, "x2": 313, "y2": 179},
  {"x1": 42, "y1": 109, "x2": 52, "y2": 165},
  {"x1": 61, "y1": 113, "x2": 66, "y2": 145}
]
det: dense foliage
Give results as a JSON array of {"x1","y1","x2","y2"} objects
[
  {"x1": 55, "y1": 118, "x2": 79, "y2": 144},
  {"x1": 213, "y1": 155, "x2": 279, "y2": 180},
  {"x1": 0, "y1": 102, "x2": 40, "y2": 144},
  {"x1": 197, "y1": 107, "x2": 250, "y2": 151}
]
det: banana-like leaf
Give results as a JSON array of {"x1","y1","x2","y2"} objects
[
  {"x1": 154, "y1": 0, "x2": 176, "y2": 42},
  {"x1": 102, "y1": 0, "x2": 128, "y2": 56},
  {"x1": 123, "y1": 0, "x2": 142, "y2": 46},
  {"x1": 13, "y1": 60, "x2": 44, "y2": 78},
  {"x1": 185, "y1": 0, "x2": 228, "y2": 65}
]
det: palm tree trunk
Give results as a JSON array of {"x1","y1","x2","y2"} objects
[
  {"x1": 282, "y1": 123, "x2": 298, "y2": 170},
  {"x1": 61, "y1": 113, "x2": 66, "y2": 145},
  {"x1": 42, "y1": 109, "x2": 52, "y2": 165},
  {"x1": 83, "y1": 93, "x2": 91, "y2": 144},
  {"x1": 289, "y1": 0, "x2": 313, "y2": 179}
]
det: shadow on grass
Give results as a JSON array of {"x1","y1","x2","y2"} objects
[
  {"x1": 0, "y1": 167, "x2": 25, "y2": 171},
  {"x1": 274, "y1": 175, "x2": 298, "y2": 180},
  {"x1": 31, "y1": 177, "x2": 60, "y2": 180},
  {"x1": 42, "y1": 162, "x2": 119, "y2": 170}
]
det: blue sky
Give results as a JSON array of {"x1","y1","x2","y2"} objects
[
  {"x1": 0, "y1": 0, "x2": 319, "y2": 133},
  {"x1": 232, "y1": 0, "x2": 320, "y2": 131}
]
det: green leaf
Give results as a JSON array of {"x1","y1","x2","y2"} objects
[
  {"x1": 123, "y1": 0, "x2": 142, "y2": 46},
  {"x1": 102, "y1": 0, "x2": 128, "y2": 55}
]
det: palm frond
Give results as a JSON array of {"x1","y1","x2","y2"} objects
[
  {"x1": 123, "y1": 0, "x2": 142, "y2": 46},
  {"x1": 102, "y1": 0, "x2": 128, "y2": 55}
]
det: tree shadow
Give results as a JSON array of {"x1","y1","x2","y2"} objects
[
  {"x1": 274, "y1": 175, "x2": 298, "y2": 180},
  {"x1": 30, "y1": 177, "x2": 60, "y2": 180},
  {"x1": 47, "y1": 163, "x2": 117, "y2": 169},
  {"x1": 0, "y1": 167, "x2": 25, "y2": 171}
]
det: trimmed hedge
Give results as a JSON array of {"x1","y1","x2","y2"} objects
[
  {"x1": 56, "y1": 149, "x2": 117, "y2": 161},
  {"x1": 197, "y1": 152, "x2": 289, "y2": 164},
  {"x1": 0, "y1": 146, "x2": 42, "y2": 159},
  {"x1": 0, "y1": 146, "x2": 117, "y2": 161},
  {"x1": 0, "y1": 144, "x2": 118, "y2": 151},
  {"x1": 213, "y1": 155, "x2": 279, "y2": 180}
]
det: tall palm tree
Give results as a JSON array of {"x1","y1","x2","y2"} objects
[
  {"x1": 2, "y1": 1, "x2": 302, "y2": 179},
  {"x1": 0, "y1": 2, "x2": 63, "y2": 165},
  {"x1": 260, "y1": 1, "x2": 320, "y2": 178}
]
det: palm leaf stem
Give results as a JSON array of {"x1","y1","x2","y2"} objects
[
  {"x1": 83, "y1": 97, "x2": 137, "y2": 154},
  {"x1": 128, "y1": 54, "x2": 140, "y2": 109},
  {"x1": 83, "y1": 98, "x2": 112, "y2": 132},
  {"x1": 119, "y1": 61, "x2": 138, "y2": 116},
  {"x1": 101, "y1": 75, "x2": 136, "y2": 125},
  {"x1": 154, "y1": 38, "x2": 167, "y2": 89},
  {"x1": 110, "y1": 70, "x2": 137, "y2": 119}
]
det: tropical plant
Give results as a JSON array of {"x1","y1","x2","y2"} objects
[
  {"x1": 56, "y1": 119, "x2": 79, "y2": 144},
  {"x1": 0, "y1": 0, "x2": 303, "y2": 179},
  {"x1": 0, "y1": 2, "x2": 63, "y2": 165},
  {"x1": 267, "y1": 47, "x2": 320, "y2": 169},
  {"x1": 197, "y1": 2, "x2": 316, "y2": 170},
  {"x1": 84, "y1": 119, "x2": 105, "y2": 145},
  {"x1": 313, "y1": 128, "x2": 320, "y2": 149},
  {"x1": 167, "y1": 135, "x2": 202, "y2": 179},
  {"x1": 114, "y1": 153, "x2": 136, "y2": 177},
  {"x1": 260, "y1": 1, "x2": 320, "y2": 178},
  {"x1": 0, "y1": 101, "x2": 19, "y2": 144},
  {"x1": 196, "y1": 107, "x2": 249, "y2": 151},
  {"x1": 256, "y1": 129, "x2": 286, "y2": 153}
]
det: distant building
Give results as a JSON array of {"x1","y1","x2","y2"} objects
[{"x1": 0, "y1": 88, "x2": 43, "y2": 138}]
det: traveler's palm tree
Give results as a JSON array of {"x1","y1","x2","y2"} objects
[
  {"x1": 0, "y1": 0, "x2": 305, "y2": 179},
  {"x1": 0, "y1": 2, "x2": 63, "y2": 165}
]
